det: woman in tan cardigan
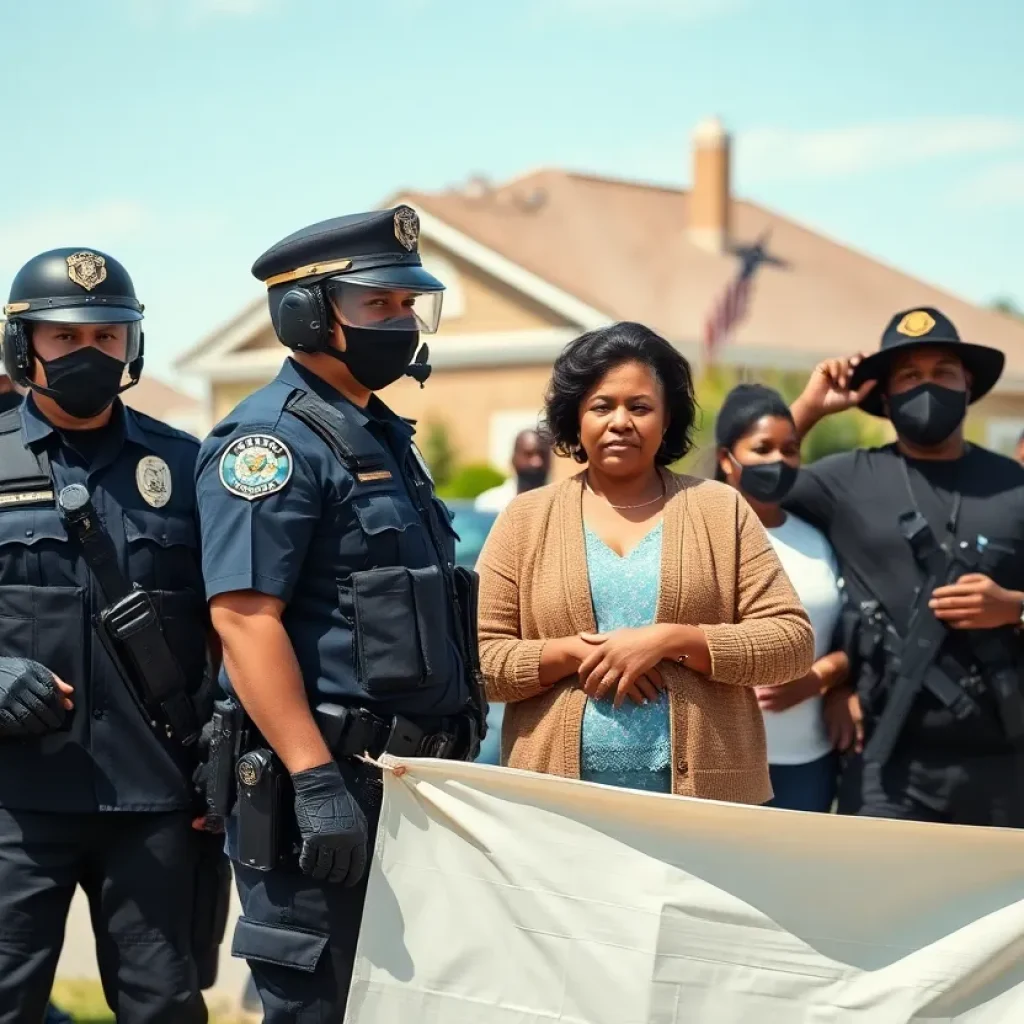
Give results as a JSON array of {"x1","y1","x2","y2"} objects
[{"x1": 477, "y1": 323, "x2": 815, "y2": 804}]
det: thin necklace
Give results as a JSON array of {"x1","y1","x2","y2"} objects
[{"x1": 585, "y1": 475, "x2": 666, "y2": 510}]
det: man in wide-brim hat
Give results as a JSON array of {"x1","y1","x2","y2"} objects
[{"x1": 778, "y1": 306, "x2": 1024, "y2": 827}]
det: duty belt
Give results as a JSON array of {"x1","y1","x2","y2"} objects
[{"x1": 313, "y1": 703, "x2": 474, "y2": 762}]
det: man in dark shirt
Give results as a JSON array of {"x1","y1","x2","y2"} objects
[
  {"x1": 196, "y1": 208, "x2": 484, "y2": 1021},
  {"x1": 0, "y1": 249, "x2": 214, "y2": 1022},
  {"x1": 785, "y1": 306, "x2": 1024, "y2": 825}
]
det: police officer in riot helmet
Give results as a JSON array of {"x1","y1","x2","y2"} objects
[
  {"x1": 784, "y1": 307, "x2": 1024, "y2": 826},
  {"x1": 0, "y1": 249, "x2": 225, "y2": 1023},
  {"x1": 0, "y1": 366, "x2": 20, "y2": 414},
  {"x1": 195, "y1": 206, "x2": 486, "y2": 1020}
]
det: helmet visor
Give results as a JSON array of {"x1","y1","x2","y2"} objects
[
  {"x1": 22, "y1": 319, "x2": 143, "y2": 365},
  {"x1": 325, "y1": 280, "x2": 443, "y2": 335}
]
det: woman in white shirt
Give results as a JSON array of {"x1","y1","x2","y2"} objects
[{"x1": 716, "y1": 384, "x2": 849, "y2": 812}]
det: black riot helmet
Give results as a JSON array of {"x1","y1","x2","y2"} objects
[{"x1": 2, "y1": 247, "x2": 145, "y2": 390}]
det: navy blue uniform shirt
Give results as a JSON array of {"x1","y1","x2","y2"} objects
[
  {"x1": 0, "y1": 397, "x2": 208, "y2": 813},
  {"x1": 195, "y1": 358, "x2": 468, "y2": 719}
]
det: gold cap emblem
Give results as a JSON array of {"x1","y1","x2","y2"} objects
[
  {"x1": 896, "y1": 310, "x2": 936, "y2": 338},
  {"x1": 394, "y1": 206, "x2": 420, "y2": 252},
  {"x1": 66, "y1": 252, "x2": 107, "y2": 292}
]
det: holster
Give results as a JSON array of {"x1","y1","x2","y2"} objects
[
  {"x1": 235, "y1": 748, "x2": 293, "y2": 872},
  {"x1": 453, "y1": 565, "x2": 488, "y2": 759},
  {"x1": 202, "y1": 697, "x2": 248, "y2": 819},
  {"x1": 191, "y1": 829, "x2": 232, "y2": 990}
]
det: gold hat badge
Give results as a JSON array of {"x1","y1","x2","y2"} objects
[
  {"x1": 896, "y1": 310, "x2": 936, "y2": 338},
  {"x1": 66, "y1": 252, "x2": 107, "y2": 292},
  {"x1": 394, "y1": 207, "x2": 420, "y2": 252}
]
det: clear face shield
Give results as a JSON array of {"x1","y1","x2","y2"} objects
[{"x1": 324, "y1": 279, "x2": 444, "y2": 335}]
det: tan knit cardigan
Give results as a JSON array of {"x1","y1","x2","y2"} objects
[{"x1": 476, "y1": 470, "x2": 815, "y2": 805}]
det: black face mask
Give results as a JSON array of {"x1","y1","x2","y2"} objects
[
  {"x1": 888, "y1": 383, "x2": 967, "y2": 448},
  {"x1": 34, "y1": 348, "x2": 126, "y2": 420},
  {"x1": 329, "y1": 325, "x2": 419, "y2": 392},
  {"x1": 516, "y1": 466, "x2": 548, "y2": 492},
  {"x1": 731, "y1": 455, "x2": 798, "y2": 504}
]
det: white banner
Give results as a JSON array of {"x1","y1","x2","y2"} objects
[{"x1": 345, "y1": 759, "x2": 1024, "y2": 1024}]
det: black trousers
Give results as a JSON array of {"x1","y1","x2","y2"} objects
[
  {"x1": 231, "y1": 761, "x2": 384, "y2": 1024},
  {"x1": 837, "y1": 749, "x2": 1024, "y2": 826},
  {"x1": 0, "y1": 809, "x2": 207, "y2": 1024}
]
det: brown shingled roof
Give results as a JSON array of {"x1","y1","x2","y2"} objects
[
  {"x1": 399, "y1": 170, "x2": 1024, "y2": 379},
  {"x1": 121, "y1": 375, "x2": 199, "y2": 421}
]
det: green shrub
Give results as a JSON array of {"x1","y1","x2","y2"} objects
[
  {"x1": 437, "y1": 463, "x2": 506, "y2": 499},
  {"x1": 421, "y1": 420, "x2": 456, "y2": 488}
]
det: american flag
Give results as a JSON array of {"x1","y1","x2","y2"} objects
[{"x1": 702, "y1": 235, "x2": 770, "y2": 362}]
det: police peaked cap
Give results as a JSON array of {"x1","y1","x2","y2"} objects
[
  {"x1": 251, "y1": 206, "x2": 444, "y2": 293},
  {"x1": 849, "y1": 306, "x2": 1005, "y2": 417},
  {"x1": 4, "y1": 248, "x2": 144, "y2": 325}
]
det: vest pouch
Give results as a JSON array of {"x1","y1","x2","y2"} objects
[
  {"x1": 350, "y1": 564, "x2": 447, "y2": 696},
  {"x1": 148, "y1": 588, "x2": 211, "y2": 699}
]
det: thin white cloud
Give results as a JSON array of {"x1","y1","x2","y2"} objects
[
  {"x1": 738, "y1": 117, "x2": 1024, "y2": 182},
  {"x1": 191, "y1": 0, "x2": 272, "y2": 15},
  {"x1": 129, "y1": 0, "x2": 274, "y2": 24},
  {"x1": 546, "y1": 0, "x2": 743, "y2": 21},
  {"x1": 0, "y1": 201, "x2": 226, "y2": 279},
  {"x1": 0, "y1": 201, "x2": 149, "y2": 276},
  {"x1": 946, "y1": 160, "x2": 1024, "y2": 209}
]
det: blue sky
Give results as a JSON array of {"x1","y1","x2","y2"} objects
[{"x1": 2, "y1": 0, "x2": 1022, "y2": 390}]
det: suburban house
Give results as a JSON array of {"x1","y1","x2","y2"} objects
[
  {"x1": 176, "y1": 117, "x2": 1024, "y2": 477},
  {"x1": 121, "y1": 375, "x2": 205, "y2": 438}
]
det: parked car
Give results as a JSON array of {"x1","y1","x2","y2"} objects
[{"x1": 445, "y1": 500, "x2": 503, "y2": 765}]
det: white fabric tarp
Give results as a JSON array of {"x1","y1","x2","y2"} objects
[{"x1": 344, "y1": 758, "x2": 1024, "y2": 1024}]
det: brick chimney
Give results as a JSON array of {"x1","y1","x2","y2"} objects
[{"x1": 688, "y1": 117, "x2": 731, "y2": 253}]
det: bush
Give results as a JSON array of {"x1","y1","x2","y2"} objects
[
  {"x1": 674, "y1": 364, "x2": 885, "y2": 475},
  {"x1": 421, "y1": 420, "x2": 456, "y2": 489},
  {"x1": 437, "y1": 463, "x2": 506, "y2": 500}
]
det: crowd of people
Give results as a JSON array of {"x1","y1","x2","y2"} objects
[{"x1": 2, "y1": 205, "x2": 1024, "y2": 1023}]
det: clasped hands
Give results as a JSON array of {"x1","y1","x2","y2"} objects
[{"x1": 566, "y1": 624, "x2": 680, "y2": 708}]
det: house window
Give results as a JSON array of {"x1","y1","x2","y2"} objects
[
  {"x1": 420, "y1": 251, "x2": 465, "y2": 321},
  {"x1": 986, "y1": 418, "x2": 1024, "y2": 457}
]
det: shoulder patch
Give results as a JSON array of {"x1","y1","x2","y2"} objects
[{"x1": 219, "y1": 434, "x2": 293, "y2": 501}]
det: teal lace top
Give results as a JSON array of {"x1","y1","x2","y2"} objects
[{"x1": 580, "y1": 522, "x2": 671, "y2": 793}]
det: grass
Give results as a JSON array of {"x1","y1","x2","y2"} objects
[{"x1": 51, "y1": 980, "x2": 257, "y2": 1024}]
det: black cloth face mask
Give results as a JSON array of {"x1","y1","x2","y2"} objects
[
  {"x1": 34, "y1": 348, "x2": 126, "y2": 420},
  {"x1": 731, "y1": 454, "x2": 798, "y2": 503},
  {"x1": 328, "y1": 324, "x2": 419, "y2": 392},
  {"x1": 888, "y1": 383, "x2": 967, "y2": 448},
  {"x1": 516, "y1": 467, "x2": 548, "y2": 492}
]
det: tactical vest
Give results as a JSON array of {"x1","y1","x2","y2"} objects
[
  {"x1": 283, "y1": 389, "x2": 487, "y2": 734},
  {"x1": 0, "y1": 410, "x2": 211, "y2": 740}
]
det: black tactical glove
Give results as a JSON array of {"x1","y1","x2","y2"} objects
[
  {"x1": 0, "y1": 658, "x2": 67, "y2": 738},
  {"x1": 292, "y1": 761, "x2": 368, "y2": 887}
]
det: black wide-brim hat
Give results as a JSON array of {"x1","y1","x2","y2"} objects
[{"x1": 849, "y1": 306, "x2": 1004, "y2": 417}]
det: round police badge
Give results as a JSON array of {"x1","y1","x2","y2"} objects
[
  {"x1": 136, "y1": 455, "x2": 172, "y2": 508},
  {"x1": 219, "y1": 435, "x2": 293, "y2": 501}
]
